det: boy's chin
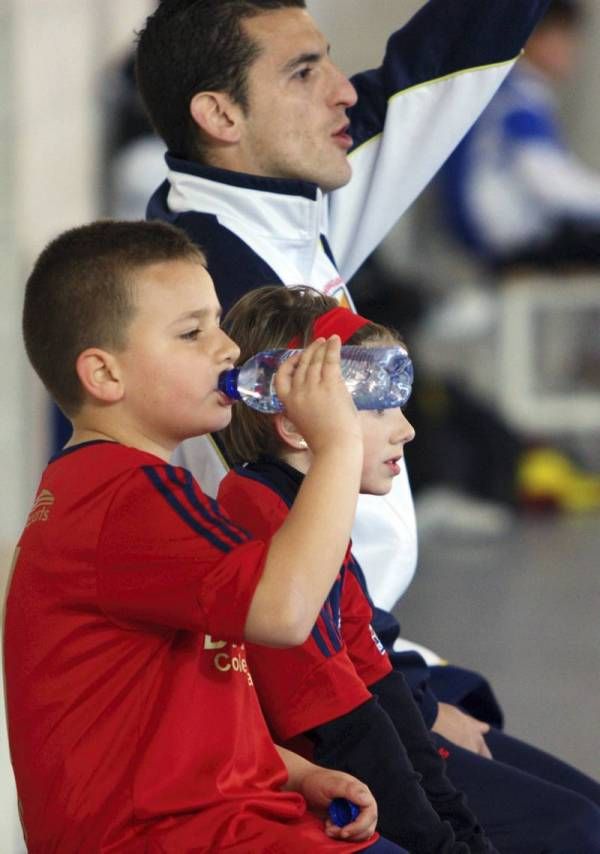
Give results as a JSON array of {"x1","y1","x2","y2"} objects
[
  {"x1": 190, "y1": 412, "x2": 232, "y2": 439},
  {"x1": 359, "y1": 483, "x2": 393, "y2": 497}
]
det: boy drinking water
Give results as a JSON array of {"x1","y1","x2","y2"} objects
[
  {"x1": 3, "y1": 220, "x2": 406, "y2": 853},
  {"x1": 217, "y1": 285, "x2": 497, "y2": 853}
]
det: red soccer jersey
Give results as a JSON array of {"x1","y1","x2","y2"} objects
[
  {"x1": 4, "y1": 442, "x2": 373, "y2": 853},
  {"x1": 217, "y1": 464, "x2": 392, "y2": 745}
]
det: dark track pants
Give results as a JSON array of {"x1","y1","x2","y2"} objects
[
  {"x1": 436, "y1": 727, "x2": 600, "y2": 853},
  {"x1": 366, "y1": 839, "x2": 408, "y2": 853}
]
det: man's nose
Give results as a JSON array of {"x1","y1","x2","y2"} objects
[{"x1": 331, "y1": 62, "x2": 358, "y2": 108}]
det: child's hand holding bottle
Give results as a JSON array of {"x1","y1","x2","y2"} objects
[{"x1": 273, "y1": 335, "x2": 362, "y2": 458}]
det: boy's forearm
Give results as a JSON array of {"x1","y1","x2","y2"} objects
[
  {"x1": 276, "y1": 745, "x2": 317, "y2": 792},
  {"x1": 307, "y1": 699, "x2": 465, "y2": 852},
  {"x1": 244, "y1": 442, "x2": 362, "y2": 647},
  {"x1": 370, "y1": 674, "x2": 497, "y2": 853}
]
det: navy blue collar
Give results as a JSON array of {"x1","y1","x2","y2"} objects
[
  {"x1": 235, "y1": 455, "x2": 304, "y2": 508},
  {"x1": 49, "y1": 439, "x2": 117, "y2": 464}
]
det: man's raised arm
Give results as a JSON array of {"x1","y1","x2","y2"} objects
[{"x1": 328, "y1": 0, "x2": 551, "y2": 279}]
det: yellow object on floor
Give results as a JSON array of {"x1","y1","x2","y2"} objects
[{"x1": 517, "y1": 448, "x2": 600, "y2": 512}]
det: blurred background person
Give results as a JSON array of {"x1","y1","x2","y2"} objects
[
  {"x1": 102, "y1": 2, "x2": 166, "y2": 220},
  {"x1": 438, "y1": 0, "x2": 600, "y2": 273}
]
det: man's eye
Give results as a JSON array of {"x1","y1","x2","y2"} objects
[
  {"x1": 180, "y1": 329, "x2": 200, "y2": 341},
  {"x1": 294, "y1": 67, "x2": 312, "y2": 81}
]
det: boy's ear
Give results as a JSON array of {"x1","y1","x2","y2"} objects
[
  {"x1": 75, "y1": 348, "x2": 124, "y2": 404},
  {"x1": 190, "y1": 91, "x2": 243, "y2": 145},
  {"x1": 273, "y1": 414, "x2": 308, "y2": 451}
]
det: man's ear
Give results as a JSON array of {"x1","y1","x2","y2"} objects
[
  {"x1": 273, "y1": 414, "x2": 308, "y2": 451},
  {"x1": 190, "y1": 91, "x2": 243, "y2": 145},
  {"x1": 75, "y1": 349, "x2": 124, "y2": 404}
]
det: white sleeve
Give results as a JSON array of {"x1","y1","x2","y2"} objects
[
  {"x1": 330, "y1": 62, "x2": 515, "y2": 280},
  {"x1": 325, "y1": 0, "x2": 551, "y2": 279}
]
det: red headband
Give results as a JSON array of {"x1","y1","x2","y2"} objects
[{"x1": 288, "y1": 306, "x2": 370, "y2": 348}]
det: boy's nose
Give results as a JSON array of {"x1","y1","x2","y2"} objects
[
  {"x1": 219, "y1": 329, "x2": 240, "y2": 365},
  {"x1": 394, "y1": 411, "x2": 415, "y2": 445}
]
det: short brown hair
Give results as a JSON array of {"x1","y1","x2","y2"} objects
[
  {"x1": 220, "y1": 285, "x2": 399, "y2": 465},
  {"x1": 23, "y1": 219, "x2": 205, "y2": 416}
]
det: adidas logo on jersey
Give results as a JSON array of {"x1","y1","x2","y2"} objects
[{"x1": 25, "y1": 489, "x2": 55, "y2": 527}]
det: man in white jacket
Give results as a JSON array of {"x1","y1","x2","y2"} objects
[{"x1": 138, "y1": 0, "x2": 547, "y2": 599}]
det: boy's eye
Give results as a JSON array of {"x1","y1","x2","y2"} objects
[{"x1": 180, "y1": 329, "x2": 200, "y2": 341}]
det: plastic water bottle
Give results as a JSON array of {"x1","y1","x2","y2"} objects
[{"x1": 218, "y1": 346, "x2": 413, "y2": 413}]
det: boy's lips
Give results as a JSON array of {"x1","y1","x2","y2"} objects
[
  {"x1": 216, "y1": 390, "x2": 235, "y2": 406},
  {"x1": 385, "y1": 456, "x2": 402, "y2": 476}
]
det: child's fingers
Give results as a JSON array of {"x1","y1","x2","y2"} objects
[
  {"x1": 320, "y1": 335, "x2": 342, "y2": 372},
  {"x1": 273, "y1": 339, "x2": 327, "y2": 403},
  {"x1": 298, "y1": 337, "x2": 342, "y2": 386},
  {"x1": 322, "y1": 780, "x2": 377, "y2": 841},
  {"x1": 298, "y1": 338, "x2": 327, "y2": 383},
  {"x1": 325, "y1": 804, "x2": 377, "y2": 842},
  {"x1": 288, "y1": 338, "x2": 327, "y2": 388},
  {"x1": 273, "y1": 350, "x2": 302, "y2": 399}
]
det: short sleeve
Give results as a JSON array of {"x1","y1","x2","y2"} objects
[
  {"x1": 96, "y1": 464, "x2": 267, "y2": 639},
  {"x1": 341, "y1": 557, "x2": 392, "y2": 687}
]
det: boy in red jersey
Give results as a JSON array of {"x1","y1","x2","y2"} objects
[
  {"x1": 4, "y1": 220, "x2": 407, "y2": 853},
  {"x1": 217, "y1": 285, "x2": 497, "y2": 854}
]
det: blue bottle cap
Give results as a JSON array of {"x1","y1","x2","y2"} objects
[
  {"x1": 328, "y1": 798, "x2": 360, "y2": 827},
  {"x1": 218, "y1": 368, "x2": 241, "y2": 400}
]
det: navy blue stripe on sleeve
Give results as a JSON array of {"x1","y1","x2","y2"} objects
[
  {"x1": 345, "y1": 554, "x2": 375, "y2": 608},
  {"x1": 165, "y1": 466, "x2": 249, "y2": 546},
  {"x1": 206, "y1": 494, "x2": 253, "y2": 541},
  {"x1": 143, "y1": 466, "x2": 232, "y2": 553},
  {"x1": 328, "y1": 576, "x2": 343, "y2": 632},
  {"x1": 311, "y1": 620, "x2": 336, "y2": 658},
  {"x1": 320, "y1": 602, "x2": 343, "y2": 655}
]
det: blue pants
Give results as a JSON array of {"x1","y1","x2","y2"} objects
[
  {"x1": 366, "y1": 839, "x2": 408, "y2": 853},
  {"x1": 437, "y1": 727, "x2": 600, "y2": 853}
]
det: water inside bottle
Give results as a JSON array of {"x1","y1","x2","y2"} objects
[
  {"x1": 235, "y1": 347, "x2": 412, "y2": 413},
  {"x1": 237, "y1": 350, "x2": 296, "y2": 413},
  {"x1": 341, "y1": 348, "x2": 413, "y2": 410}
]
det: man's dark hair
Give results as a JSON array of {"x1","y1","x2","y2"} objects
[
  {"x1": 136, "y1": 0, "x2": 306, "y2": 162},
  {"x1": 23, "y1": 220, "x2": 205, "y2": 416}
]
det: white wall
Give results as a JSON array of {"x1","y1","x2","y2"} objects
[
  {"x1": 1, "y1": 0, "x2": 153, "y2": 543},
  {"x1": 311, "y1": 0, "x2": 422, "y2": 72},
  {"x1": 564, "y1": 1, "x2": 600, "y2": 169},
  {"x1": 0, "y1": 3, "x2": 153, "y2": 850}
]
